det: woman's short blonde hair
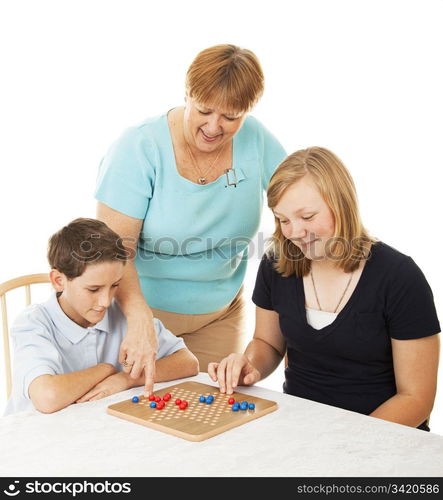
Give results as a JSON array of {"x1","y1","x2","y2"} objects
[
  {"x1": 185, "y1": 44, "x2": 264, "y2": 114},
  {"x1": 266, "y1": 147, "x2": 377, "y2": 277}
]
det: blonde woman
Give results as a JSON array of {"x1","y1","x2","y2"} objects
[
  {"x1": 209, "y1": 147, "x2": 440, "y2": 431},
  {"x1": 95, "y1": 45, "x2": 286, "y2": 393}
]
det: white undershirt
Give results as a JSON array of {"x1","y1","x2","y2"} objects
[{"x1": 306, "y1": 307, "x2": 338, "y2": 330}]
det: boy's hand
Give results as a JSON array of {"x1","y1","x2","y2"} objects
[
  {"x1": 208, "y1": 354, "x2": 261, "y2": 395},
  {"x1": 76, "y1": 372, "x2": 132, "y2": 402}
]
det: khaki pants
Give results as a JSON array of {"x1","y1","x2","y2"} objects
[{"x1": 151, "y1": 287, "x2": 247, "y2": 372}]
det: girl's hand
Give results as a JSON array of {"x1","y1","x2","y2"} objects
[{"x1": 208, "y1": 353, "x2": 261, "y2": 395}]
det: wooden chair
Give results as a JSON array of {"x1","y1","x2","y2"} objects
[{"x1": 0, "y1": 274, "x2": 50, "y2": 399}]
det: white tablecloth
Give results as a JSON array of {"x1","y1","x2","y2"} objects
[{"x1": 1, "y1": 373, "x2": 442, "y2": 477}]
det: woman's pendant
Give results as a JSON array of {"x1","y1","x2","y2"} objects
[{"x1": 198, "y1": 177, "x2": 207, "y2": 185}]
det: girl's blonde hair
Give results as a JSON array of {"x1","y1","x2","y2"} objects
[
  {"x1": 186, "y1": 44, "x2": 264, "y2": 114},
  {"x1": 267, "y1": 147, "x2": 377, "y2": 277}
]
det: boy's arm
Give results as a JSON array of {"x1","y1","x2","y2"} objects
[
  {"x1": 29, "y1": 363, "x2": 117, "y2": 413},
  {"x1": 154, "y1": 348, "x2": 199, "y2": 382},
  {"x1": 77, "y1": 348, "x2": 199, "y2": 402}
]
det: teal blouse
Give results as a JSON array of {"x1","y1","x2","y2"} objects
[{"x1": 95, "y1": 113, "x2": 286, "y2": 313}]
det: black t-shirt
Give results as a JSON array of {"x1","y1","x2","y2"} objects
[{"x1": 252, "y1": 241, "x2": 440, "y2": 430}]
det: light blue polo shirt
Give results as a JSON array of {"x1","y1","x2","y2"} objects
[
  {"x1": 3, "y1": 292, "x2": 185, "y2": 416},
  {"x1": 95, "y1": 113, "x2": 287, "y2": 314}
]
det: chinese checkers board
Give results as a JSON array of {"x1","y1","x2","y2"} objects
[{"x1": 107, "y1": 381, "x2": 278, "y2": 441}]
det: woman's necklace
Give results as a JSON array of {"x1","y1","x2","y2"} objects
[
  {"x1": 184, "y1": 137, "x2": 226, "y2": 185},
  {"x1": 310, "y1": 267, "x2": 354, "y2": 313}
]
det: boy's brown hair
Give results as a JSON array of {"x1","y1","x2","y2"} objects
[{"x1": 47, "y1": 218, "x2": 129, "y2": 279}]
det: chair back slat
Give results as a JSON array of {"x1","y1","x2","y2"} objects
[
  {"x1": 0, "y1": 274, "x2": 50, "y2": 399},
  {"x1": 1, "y1": 294, "x2": 12, "y2": 399}
]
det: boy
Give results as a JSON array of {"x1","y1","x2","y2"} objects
[{"x1": 4, "y1": 218, "x2": 198, "y2": 415}]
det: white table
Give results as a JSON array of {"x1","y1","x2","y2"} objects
[{"x1": 1, "y1": 373, "x2": 442, "y2": 477}]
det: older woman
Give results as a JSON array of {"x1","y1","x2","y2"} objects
[
  {"x1": 209, "y1": 147, "x2": 440, "y2": 431},
  {"x1": 95, "y1": 44, "x2": 286, "y2": 393}
]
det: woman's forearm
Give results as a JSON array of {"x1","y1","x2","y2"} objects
[
  {"x1": 244, "y1": 338, "x2": 283, "y2": 382},
  {"x1": 370, "y1": 393, "x2": 433, "y2": 428},
  {"x1": 96, "y1": 202, "x2": 158, "y2": 394},
  {"x1": 116, "y1": 260, "x2": 153, "y2": 320},
  {"x1": 112, "y1": 350, "x2": 199, "y2": 389}
]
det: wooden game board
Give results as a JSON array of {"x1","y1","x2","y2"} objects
[{"x1": 107, "y1": 381, "x2": 278, "y2": 441}]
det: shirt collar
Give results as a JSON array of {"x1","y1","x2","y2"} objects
[{"x1": 44, "y1": 292, "x2": 112, "y2": 344}]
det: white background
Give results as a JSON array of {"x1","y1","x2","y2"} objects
[{"x1": 1, "y1": 0, "x2": 442, "y2": 436}]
